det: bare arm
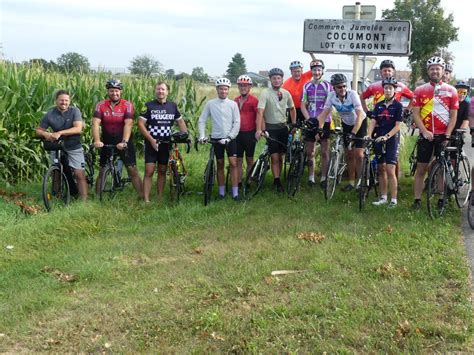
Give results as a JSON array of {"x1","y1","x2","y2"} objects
[
  {"x1": 92, "y1": 117, "x2": 103, "y2": 147},
  {"x1": 317, "y1": 108, "x2": 331, "y2": 129},
  {"x1": 176, "y1": 117, "x2": 188, "y2": 132},
  {"x1": 289, "y1": 107, "x2": 296, "y2": 125},
  {"x1": 351, "y1": 108, "x2": 365, "y2": 134},
  {"x1": 445, "y1": 109, "x2": 458, "y2": 137},
  {"x1": 300, "y1": 100, "x2": 310, "y2": 121}
]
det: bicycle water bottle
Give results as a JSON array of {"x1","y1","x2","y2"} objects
[
  {"x1": 371, "y1": 157, "x2": 378, "y2": 172},
  {"x1": 115, "y1": 159, "x2": 123, "y2": 180},
  {"x1": 294, "y1": 129, "x2": 301, "y2": 142},
  {"x1": 288, "y1": 132, "x2": 293, "y2": 144}
]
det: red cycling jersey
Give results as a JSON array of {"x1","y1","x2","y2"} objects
[
  {"x1": 361, "y1": 80, "x2": 414, "y2": 105},
  {"x1": 412, "y1": 81, "x2": 459, "y2": 134},
  {"x1": 282, "y1": 70, "x2": 313, "y2": 109},
  {"x1": 234, "y1": 94, "x2": 258, "y2": 132},
  {"x1": 94, "y1": 99, "x2": 134, "y2": 143}
]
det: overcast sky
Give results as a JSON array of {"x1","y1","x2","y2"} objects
[{"x1": 1, "y1": 0, "x2": 472, "y2": 80}]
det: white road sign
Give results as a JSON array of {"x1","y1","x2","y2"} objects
[
  {"x1": 343, "y1": 5, "x2": 376, "y2": 20},
  {"x1": 303, "y1": 19, "x2": 411, "y2": 56}
]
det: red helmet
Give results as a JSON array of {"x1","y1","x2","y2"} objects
[{"x1": 237, "y1": 75, "x2": 252, "y2": 85}]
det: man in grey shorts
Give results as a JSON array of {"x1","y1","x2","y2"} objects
[{"x1": 36, "y1": 90, "x2": 88, "y2": 200}]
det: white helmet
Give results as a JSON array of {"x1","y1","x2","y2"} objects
[
  {"x1": 426, "y1": 56, "x2": 445, "y2": 69},
  {"x1": 237, "y1": 75, "x2": 252, "y2": 85},
  {"x1": 215, "y1": 77, "x2": 231, "y2": 87}
]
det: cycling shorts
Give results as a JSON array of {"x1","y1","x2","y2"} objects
[
  {"x1": 213, "y1": 139, "x2": 238, "y2": 160},
  {"x1": 144, "y1": 141, "x2": 170, "y2": 165},
  {"x1": 267, "y1": 127, "x2": 288, "y2": 155},
  {"x1": 304, "y1": 121, "x2": 331, "y2": 142},
  {"x1": 374, "y1": 133, "x2": 400, "y2": 165},
  {"x1": 99, "y1": 141, "x2": 137, "y2": 167},
  {"x1": 342, "y1": 119, "x2": 367, "y2": 149},
  {"x1": 236, "y1": 130, "x2": 257, "y2": 158},
  {"x1": 416, "y1": 137, "x2": 445, "y2": 164}
]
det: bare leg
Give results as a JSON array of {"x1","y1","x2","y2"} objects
[{"x1": 143, "y1": 163, "x2": 156, "y2": 202}]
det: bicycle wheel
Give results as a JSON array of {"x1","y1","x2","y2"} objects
[
  {"x1": 427, "y1": 162, "x2": 448, "y2": 219},
  {"x1": 244, "y1": 157, "x2": 269, "y2": 199},
  {"x1": 99, "y1": 166, "x2": 116, "y2": 201},
  {"x1": 169, "y1": 161, "x2": 181, "y2": 203},
  {"x1": 468, "y1": 192, "x2": 474, "y2": 229},
  {"x1": 454, "y1": 157, "x2": 471, "y2": 208},
  {"x1": 85, "y1": 153, "x2": 95, "y2": 188},
  {"x1": 358, "y1": 156, "x2": 370, "y2": 211},
  {"x1": 225, "y1": 166, "x2": 231, "y2": 194},
  {"x1": 287, "y1": 149, "x2": 305, "y2": 197},
  {"x1": 42, "y1": 166, "x2": 70, "y2": 212},
  {"x1": 325, "y1": 151, "x2": 339, "y2": 200},
  {"x1": 203, "y1": 159, "x2": 215, "y2": 206},
  {"x1": 409, "y1": 144, "x2": 417, "y2": 176}
]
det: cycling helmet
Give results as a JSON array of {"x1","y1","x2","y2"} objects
[
  {"x1": 444, "y1": 63, "x2": 453, "y2": 72},
  {"x1": 382, "y1": 76, "x2": 398, "y2": 87},
  {"x1": 172, "y1": 131, "x2": 189, "y2": 142},
  {"x1": 268, "y1": 68, "x2": 284, "y2": 78},
  {"x1": 330, "y1": 73, "x2": 347, "y2": 86},
  {"x1": 215, "y1": 77, "x2": 231, "y2": 87},
  {"x1": 426, "y1": 56, "x2": 445, "y2": 69},
  {"x1": 106, "y1": 79, "x2": 123, "y2": 90},
  {"x1": 237, "y1": 75, "x2": 252, "y2": 85},
  {"x1": 289, "y1": 61, "x2": 303, "y2": 70},
  {"x1": 455, "y1": 81, "x2": 470, "y2": 90},
  {"x1": 310, "y1": 59, "x2": 325, "y2": 69},
  {"x1": 379, "y1": 59, "x2": 395, "y2": 70}
]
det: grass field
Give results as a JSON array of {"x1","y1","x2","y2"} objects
[{"x1": 0, "y1": 135, "x2": 473, "y2": 352}]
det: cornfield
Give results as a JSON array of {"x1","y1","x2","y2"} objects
[{"x1": 0, "y1": 61, "x2": 206, "y2": 183}]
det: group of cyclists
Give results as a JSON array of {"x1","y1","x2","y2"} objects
[{"x1": 36, "y1": 54, "x2": 472, "y2": 210}]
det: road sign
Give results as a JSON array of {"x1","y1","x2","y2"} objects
[
  {"x1": 343, "y1": 5, "x2": 376, "y2": 20},
  {"x1": 351, "y1": 56, "x2": 377, "y2": 79},
  {"x1": 303, "y1": 19, "x2": 411, "y2": 56}
]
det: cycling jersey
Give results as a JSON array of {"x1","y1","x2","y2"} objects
[
  {"x1": 258, "y1": 88, "x2": 294, "y2": 125},
  {"x1": 455, "y1": 100, "x2": 470, "y2": 130},
  {"x1": 94, "y1": 99, "x2": 134, "y2": 144},
  {"x1": 139, "y1": 100, "x2": 182, "y2": 139},
  {"x1": 282, "y1": 71, "x2": 313, "y2": 109},
  {"x1": 372, "y1": 99, "x2": 403, "y2": 136},
  {"x1": 361, "y1": 80, "x2": 414, "y2": 105},
  {"x1": 198, "y1": 98, "x2": 240, "y2": 139},
  {"x1": 323, "y1": 90, "x2": 364, "y2": 126},
  {"x1": 234, "y1": 94, "x2": 258, "y2": 132},
  {"x1": 412, "y1": 81, "x2": 459, "y2": 134},
  {"x1": 301, "y1": 80, "x2": 333, "y2": 122}
]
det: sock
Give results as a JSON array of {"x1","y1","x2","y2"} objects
[
  {"x1": 218, "y1": 186, "x2": 225, "y2": 196},
  {"x1": 380, "y1": 195, "x2": 387, "y2": 201},
  {"x1": 349, "y1": 180, "x2": 355, "y2": 186},
  {"x1": 391, "y1": 198, "x2": 397, "y2": 204},
  {"x1": 274, "y1": 177, "x2": 281, "y2": 185},
  {"x1": 232, "y1": 186, "x2": 239, "y2": 197},
  {"x1": 309, "y1": 174, "x2": 315, "y2": 182},
  {"x1": 320, "y1": 176, "x2": 326, "y2": 182}
]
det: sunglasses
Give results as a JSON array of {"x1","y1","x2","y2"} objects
[
  {"x1": 277, "y1": 91, "x2": 283, "y2": 101},
  {"x1": 457, "y1": 90, "x2": 468, "y2": 96},
  {"x1": 335, "y1": 85, "x2": 347, "y2": 89}
]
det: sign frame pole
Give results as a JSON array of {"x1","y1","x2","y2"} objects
[{"x1": 352, "y1": 2, "x2": 361, "y2": 91}]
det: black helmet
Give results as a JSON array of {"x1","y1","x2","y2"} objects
[
  {"x1": 172, "y1": 131, "x2": 189, "y2": 142},
  {"x1": 268, "y1": 68, "x2": 284, "y2": 78},
  {"x1": 330, "y1": 73, "x2": 347, "y2": 86},
  {"x1": 382, "y1": 76, "x2": 398, "y2": 87},
  {"x1": 444, "y1": 63, "x2": 453, "y2": 73},
  {"x1": 455, "y1": 81, "x2": 470, "y2": 90},
  {"x1": 106, "y1": 79, "x2": 123, "y2": 90},
  {"x1": 380, "y1": 59, "x2": 395, "y2": 70}
]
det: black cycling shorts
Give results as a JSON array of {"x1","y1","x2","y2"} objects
[
  {"x1": 416, "y1": 137, "x2": 445, "y2": 164},
  {"x1": 304, "y1": 121, "x2": 331, "y2": 142},
  {"x1": 268, "y1": 127, "x2": 288, "y2": 155},
  {"x1": 374, "y1": 133, "x2": 400, "y2": 165},
  {"x1": 99, "y1": 141, "x2": 137, "y2": 167},
  {"x1": 213, "y1": 139, "x2": 238, "y2": 160},
  {"x1": 342, "y1": 119, "x2": 367, "y2": 149},
  {"x1": 144, "y1": 141, "x2": 170, "y2": 165},
  {"x1": 236, "y1": 130, "x2": 257, "y2": 158}
]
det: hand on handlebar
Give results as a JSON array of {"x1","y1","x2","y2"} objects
[
  {"x1": 375, "y1": 136, "x2": 386, "y2": 143},
  {"x1": 116, "y1": 142, "x2": 128, "y2": 150},
  {"x1": 218, "y1": 138, "x2": 230, "y2": 145},
  {"x1": 198, "y1": 137, "x2": 208, "y2": 145}
]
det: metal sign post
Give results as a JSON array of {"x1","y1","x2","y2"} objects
[{"x1": 352, "y1": 2, "x2": 361, "y2": 91}]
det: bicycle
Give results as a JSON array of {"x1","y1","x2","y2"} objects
[
  {"x1": 324, "y1": 128, "x2": 348, "y2": 200},
  {"x1": 157, "y1": 133, "x2": 191, "y2": 202},
  {"x1": 98, "y1": 145, "x2": 131, "y2": 201},
  {"x1": 408, "y1": 136, "x2": 420, "y2": 177},
  {"x1": 353, "y1": 137, "x2": 380, "y2": 211},
  {"x1": 285, "y1": 122, "x2": 311, "y2": 197},
  {"x1": 468, "y1": 189, "x2": 474, "y2": 229},
  {"x1": 41, "y1": 139, "x2": 94, "y2": 212},
  {"x1": 83, "y1": 143, "x2": 96, "y2": 188},
  {"x1": 194, "y1": 137, "x2": 227, "y2": 206},
  {"x1": 427, "y1": 131, "x2": 471, "y2": 219}
]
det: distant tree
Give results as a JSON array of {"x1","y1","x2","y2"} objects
[
  {"x1": 27, "y1": 58, "x2": 57, "y2": 70},
  {"x1": 226, "y1": 53, "x2": 247, "y2": 83},
  {"x1": 191, "y1": 67, "x2": 209, "y2": 83},
  {"x1": 165, "y1": 69, "x2": 176, "y2": 78},
  {"x1": 175, "y1": 72, "x2": 189, "y2": 81},
  {"x1": 382, "y1": 0, "x2": 458, "y2": 86},
  {"x1": 128, "y1": 54, "x2": 163, "y2": 77},
  {"x1": 57, "y1": 52, "x2": 90, "y2": 73}
]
